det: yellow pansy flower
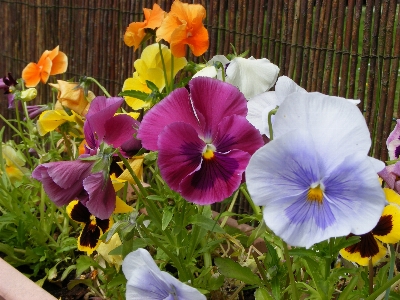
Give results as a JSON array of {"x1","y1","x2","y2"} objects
[
  {"x1": 122, "y1": 43, "x2": 187, "y2": 110},
  {"x1": 37, "y1": 109, "x2": 84, "y2": 136}
]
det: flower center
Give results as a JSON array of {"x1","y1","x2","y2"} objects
[
  {"x1": 202, "y1": 144, "x2": 216, "y2": 160},
  {"x1": 307, "y1": 184, "x2": 324, "y2": 204}
]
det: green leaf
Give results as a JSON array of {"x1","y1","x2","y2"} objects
[
  {"x1": 118, "y1": 90, "x2": 150, "y2": 100},
  {"x1": 61, "y1": 265, "x2": 77, "y2": 281},
  {"x1": 188, "y1": 215, "x2": 225, "y2": 233},
  {"x1": 108, "y1": 244, "x2": 123, "y2": 256},
  {"x1": 146, "y1": 195, "x2": 167, "y2": 201},
  {"x1": 76, "y1": 255, "x2": 101, "y2": 277},
  {"x1": 301, "y1": 256, "x2": 328, "y2": 297},
  {"x1": 255, "y1": 288, "x2": 274, "y2": 300},
  {"x1": 162, "y1": 207, "x2": 174, "y2": 231},
  {"x1": 247, "y1": 219, "x2": 266, "y2": 247},
  {"x1": 145, "y1": 80, "x2": 159, "y2": 93},
  {"x1": 333, "y1": 236, "x2": 361, "y2": 253},
  {"x1": 107, "y1": 273, "x2": 127, "y2": 289},
  {"x1": 214, "y1": 257, "x2": 262, "y2": 285}
]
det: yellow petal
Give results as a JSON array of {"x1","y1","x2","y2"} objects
[
  {"x1": 37, "y1": 110, "x2": 75, "y2": 136},
  {"x1": 339, "y1": 239, "x2": 387, "y2": 266},
  {"x1": 384, "y1": 188, "x2": 400, "y2": 206},
  {"x1": 96, "y1": 233, "x2": 123, "y2": 271},
  {"x1": 375, "y1": 204, "x2": 400, "y2": 244},
  {"x1": 110, "y1": 173, "x2": 126, "y2": 192},
  {"x1": 113, "y1": 196, "x2": 133, "y2": 214},
  {"x1": 118, "y1": 156, "x2": 144, "y2": 184}
]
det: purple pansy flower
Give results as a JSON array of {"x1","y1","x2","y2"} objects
[
  {"x1": 32, "y1": 96, "x2": 141, "y2": 219},
  {"x1": 1, "y1": 73, "x2": 17, "y2": 108},
  {"x1": 137, "y1": 77, "x2": 264, "y2": 204},
  {"x1": 32, "y1": 158, "x2": 116, "y2": 219},
  {"x1": 386, "y1": 119, "x2": 400, "y2": 160},
  {"x1": 123, "y1": 248, "x2": 206, "y2": 300},
  {"x1": 379, "y1": 162, "x2": 400, "y2": 193},
  {"x1": 246, "y1": 92, "x2": 386, "y2": 248},
  {"x1": 84, "y1": 96, "x2": 141, "y2": 157}
]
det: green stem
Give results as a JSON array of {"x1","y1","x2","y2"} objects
[
  {"x1": 61, "y1": 131, "x2": 74, "y2": 160},
  {"x1": 158, "y1": 42, "x2": 170, "y2": 94},
  {"x1": 254, "y1": 253, "x2": 268, "y2": 286},
  {"x1": 366, "y1": 273, "x2": 400, "y2": 300},
  {"x1": 369, "y1": 259, "x2": 374, "y2": 295},
  {"x1": 170, "y1": 55, "x2": 174, "y2": 92},
  {"x1": 220, "y1": 190, "x2": 239, "y2": 228},
  {"x1": 268, "y1": 108, "x2": 278, "y2": 141},
  {"x1": 13, "y1": 99, "x2": 33, "y2": 166},
  {"x1": 384, "y1": 244, "x2": 396, "y2": 300},
  {"x1": 240, "y1": 185, "x2": 261, "y2": 215},
  {"x1": 283, "y1": 242, "x2": 299, "y2": 300},
  {"x1": 86, "y1": 77, "x2": 111, "y2": 97}
]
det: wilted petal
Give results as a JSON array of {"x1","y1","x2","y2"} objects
[
  {"x1": 32, "y1": 160, "x2": 94, "y2": 206},
  {"x1": 83, "y1": 172, "x2": 116, "y2": 219}
]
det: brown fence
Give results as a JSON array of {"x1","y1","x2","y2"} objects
[{"x1": 1, "y1": 0, "x2": 400, "y2": 162}]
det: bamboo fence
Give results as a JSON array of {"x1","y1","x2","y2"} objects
[{"x1": 1, "y1": 0, "x2": 400, "y2": 163}]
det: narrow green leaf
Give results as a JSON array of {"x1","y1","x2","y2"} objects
[
  {"x1": 118, "y1": 90, "x2": 150, "y2": 100},
  {"x1": 162, "y1": 207, "x2": 174, "y2": 231},
  {"x1": 255, "y1": 288, "x2": 274, "y2": 300},
  {"x1": 61, "y1": 265, "x2": 77, "y2": 281},
  {"x1": 214, "y1": 257, "x2": 262, "y2": 285},
  {"x1": 188, "y1": 215, "x2": 225, "y2": 233},
  {"x1": 145, "y1": 80, "x2": 159, "y2": 93}
]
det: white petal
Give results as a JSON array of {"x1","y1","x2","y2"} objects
[
  {"x1": 123, "y1": 249, "x2": 206, "y2": 300},
  {"x1": 275, "y1": 76, "x2": 307, "y2": 104},
  {"x1": 122, "y1": 248, "x2": 161, "y2": 281},
  {"x1": 226, "y1": 57, "x2": 279, "y2": 98},
  {"x1": 247, "y1": 91, "x2": 278, "y2": 135},
  {"x1": 273, "y1": 92, "x2": 371, "y2": 173},
  {"x1": 192, "y1": 66, "x2": 217, "y2": 79}
]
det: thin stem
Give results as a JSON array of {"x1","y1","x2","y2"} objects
[
  {"x1": 254, "y1": 253, "x2": 268, "y2": 285},
  {"x1": 170, "y1": 54, "x2": 174, "y2": 92},
  {"x1": 366, "y1": 273, "x2": 400, "y2": 300},
  {"x1": 283, "y1": 242, "x2": 299, "y2": 300},
  {"x1": 86, "y1": 77, "x2": 111, "y2": 97},
  {"x1": 220, "y1": 190, "x2": 239, "y2": 228},
  {"x1": 158, "y1": 42, "x2": 170, "y2": 94},
  {"x1": 268, "y1": 108, "x2": 278, "y2": 141},
  {"x1": 369, "y1": 259, "x2": 374, "y2": 295},
  {"x1": 384, "y1": 244, "x2": 396, "y2": 300},
  {"x1": 240, "y1": 185, "x2": 261, "y2": 215}
]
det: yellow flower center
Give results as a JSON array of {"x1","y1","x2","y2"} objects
[
  {"x1": 202, "y1": 144, "x2": 216, "y2": 160},
  {"x1": 307, "y1": 184, "x2": 324, "y2": 204}
]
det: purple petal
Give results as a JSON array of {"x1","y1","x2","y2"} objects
[
  {"x1": 86, "y1": 96, "x2": 124, "y2": 118},
  {"x1": 83, "y1": 172, "x2": 116, "y2": 219},
  {"x1": 137, "y1": 88, "x2": 201, "y2": 151},
  {"x1": 189, "y1": 77, "x2": 248, "y2": 136},
  {"x1": 32, "y1": 161, "x2": 93, "y2": 206},
  {"x1": 213, "y1": 115, "x2": 263, "y2": 155},
  {"x1": 179, "y1": 150, "x2": 250, "y2": 205},
  {"x1": 387, "y1": 119, "x2": 400, "y2": 147},
  {"x1": 103, "y1": 114, "x2": 140, "y2": 149},
  {"x1": 84, "y1": 96, "x2": 124, "y2": 144},
  {"x1": 157, "y1": 122, "x2": 204, "y2": 191}
]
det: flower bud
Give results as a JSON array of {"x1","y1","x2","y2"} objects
[{"x1": 20, "y1": 88, "x2": 37, "y2": 102}]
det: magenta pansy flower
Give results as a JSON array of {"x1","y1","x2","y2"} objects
[
  {"x1": 138, "y1": 77, "x2": 263, "y2": 204},
  {"x1": 84, "y1": 96, "x2": 141, "y2": 157}
]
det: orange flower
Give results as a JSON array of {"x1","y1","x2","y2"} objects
[
  {"x1": 156, "y1": 0, "x2": 209, "y2": 58},
  {"x1": 22, "y1": 46, "x2": 68, "y2": 87},
  {"x1": 124, "y1": 3, "x2": 166, "y2": 51}
]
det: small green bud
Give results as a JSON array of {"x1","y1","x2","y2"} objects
[{"x1": 20, "y1": 88, "x2": 37, "y2": 101}]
